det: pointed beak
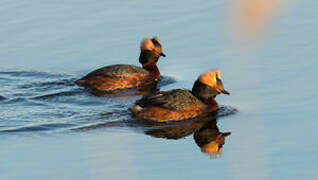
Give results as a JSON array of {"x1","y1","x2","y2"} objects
[
  {"x1": 222, "y1": 132, "x2": 231, "y2": 137},
  {"x1": 216, "y1": 78, "x2": 230, "y2": 95},
  {"x1": 221, "y1": 89, "x2": 230, "y2": 95},
  {"x1": 159, "y1": 52, "x2": 166, "y2": 57}
]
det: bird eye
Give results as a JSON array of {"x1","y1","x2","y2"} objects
[{"x1": 151, "y1": 39, "x2": 161, "y2": 47}]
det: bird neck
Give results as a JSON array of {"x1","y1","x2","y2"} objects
[
  {"x1": 139, "y1": 50, "x2": 160, "y2": 64},
  {"x1": 192, "y1": 80, "x2": 220, "y2": 110},
  {"x1": 204, "y1": 97, "x2": 219, "y2": 112},
  {"x1": 142, "y1": 61, "x2": 160, "y2": 80},
  {"x1": 139, "y1": 50, "x2": 161, "y2": 80}
]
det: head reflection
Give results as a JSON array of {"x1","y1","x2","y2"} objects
[
  {"x1": 144, "y1": 114, "x2": 231, "y2": 158},
  {"x1": 193, "y1": 118, "x2": 231, "y2": 158}
]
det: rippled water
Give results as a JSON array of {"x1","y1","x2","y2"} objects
[
  {"x1": 0, "y1": 71, "x2": 180, "y2": 134},
  {"x1": 1, "y1": 0, "x2": 318, "y2": 180}
]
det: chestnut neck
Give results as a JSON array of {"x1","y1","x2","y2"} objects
[
  {"x1": 139, "y1": 50, "x2": 161, "y2": 80},
  {"x1": 204, "y1": 97, "x2": 219, "y2": 112},
  {"x1": 142, "y1": 61, "x2": 160, "y2": 80}
]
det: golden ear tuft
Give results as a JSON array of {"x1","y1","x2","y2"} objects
[
  {"x1": 216, "y1": 69, "x2": 221, "y2": 79},
  {"x1": 140, "y1": 38, "x2": 155, "y2": 51},
  {"x1": 198, "y1": 70, "x2": 218, "y2": 87}
]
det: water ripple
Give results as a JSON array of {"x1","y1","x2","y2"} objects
[
  {"x1": 218, "y1": 106, "x2": 238, "y2": 117},
  {"x1": 18, "y1": 78, "x2": 77, "y2": 91},
  {"x1": 0, "y1": 71, "x2": 70, "y2": 78},
  {"x1": 0, "y1": 70, "x2": 237, "y2": 135},
  {"x1": 4, "y1": 97, "x2": 27, "y2": 104},
  {"x1": 0, "y1": 95, "x2": 6, "y2": 101},
  {"x1": 31, "y1": 89, "x2": 83, "y2": 100},
  {"x1": 0, "y1": 123, "x2": 75, "y2": 134},
  {"x1": 158, "y1": 76, "x2": 177, "y2": 87}
]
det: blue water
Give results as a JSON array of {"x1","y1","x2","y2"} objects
[{"x1": 1, "y1": 0, "x2": 318, "y2": 179}]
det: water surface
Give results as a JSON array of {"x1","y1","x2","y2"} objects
[{"x1": 1, "y1": 0, "x2": 318, "y2": 179}]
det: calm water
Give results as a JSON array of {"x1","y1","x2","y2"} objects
[{"x1": 1, "y1": 0, "x2": 318, "y2": 179}]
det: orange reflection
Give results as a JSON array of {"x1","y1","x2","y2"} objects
[{"x1": 231, "y1": 0, "x2": 285, "y2": 41}]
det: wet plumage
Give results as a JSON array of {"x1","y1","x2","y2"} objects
[
  {"x1": 135, "y1": 89, "x2": 206, "y2": 112},
  {"x1": 82, "y1": 64, "x2": 149, "y2": 78}
]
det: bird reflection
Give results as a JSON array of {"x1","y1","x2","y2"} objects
[
  {"x1": 73, "y1": 107, "x2": 234, "y2": 158},
  {"x1": 144, "y1": 114, "x2": 231, "y2": 158},
  {"x1": 193, "y1": 118, "x2": 231, "y2": 158}
]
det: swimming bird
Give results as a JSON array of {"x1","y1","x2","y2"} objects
[
  {"x1": 75, "y1": 37, "x2": 166, "y2": 92},
  {"x1": 131, "y1": 70, "x2": 230, "y2": 121}
]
